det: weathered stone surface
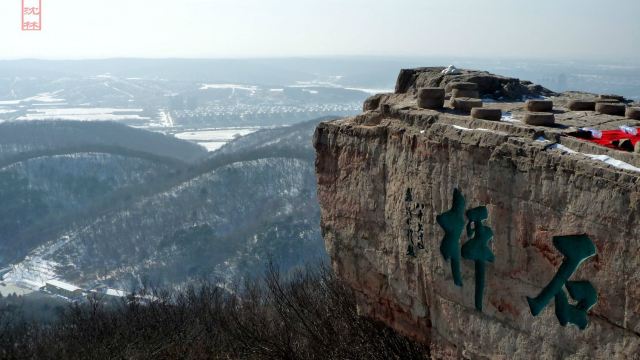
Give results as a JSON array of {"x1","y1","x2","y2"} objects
[
  {"x1": 567, "y1": 100, "x2": 596, "y2": 111},
  {"x1": 418, "y1": 87, "x2": 446, "y2": 98},
  {"x1": 417, "y1": 88, "x2": 445, "y2": 110},
  {"x1": 395, "y1": 67, "x2": 556, "y2": 100},
  {"x1": 314, "y1": 67, "x2": 640, "y2": 359},
  {"x1": 450, "y1": 98, "x2": 483, "y2": 113},
  {"x1": 418, "y1": 88, "x2": 444, "y2": 110},
  {"x1": 363, "y1": 94, "x2": 384, "y2": 111},
  {"x1": 599, "y1": 94, "x2": 627, "y2": 103},
  {"x1": 445, "y1": 82, "x2": 479, "y2": 93},
  {"x1": 596, "y1": 98, "x2": 621, "y2": 104},
  {"x1": 471, "y1": 108, "x2": 502, "y2": 121},
  {"x1": 417, "y1": 97, "x2": 445, "y2": 110},
  {"x1": 626, "y1": 107, "x2": 640, "y2": 120},
  {"x1": 524, "y1": 112, "x2": 555, "y2": 126},
  {"x1": 525, "y1": 100, "x2": 554, "y2": 112},
  {"x1": 418, "y1": 99, "x2": 444, "y2": 110},
  {"x1": 451, "y1": 88, "x2": 480, "y2": 99},
  {"x1": 596, "y1": 103, "x2": 626, "y2": 116}
]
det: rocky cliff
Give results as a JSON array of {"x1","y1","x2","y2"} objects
[{"x1": 314, "y1": 67, "x2": 640, "y2": 359}]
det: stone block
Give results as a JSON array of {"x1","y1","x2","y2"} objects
[
  {"x1": 595, "y1": 103, "x2": 626, "y2": 116},
  {"x1": 363, "y1": 94, "x2": 383, "y2": 111},
  {"x1": 525, "y1": 100, "x2": 553, "y2": 112},
  {"x1": 418, "y1": 87, "x2": 445, "y2": 99},
  {"x1": 595, "y1": 98, "x2": 621, "y2": 104},
  {"x1": 417, "y1": 87, "x2": 445, "y2": 110},
  {"x1": 470, "y1": 108, "x2": 502, "y2": 121},
  {"x1": 451, "y1": 88, "x2": 480, "y2": 99},
  {"x1": 567, "y1": 100, "x2": 596, "y2": 111},
  {"x1": 450, "y1": 98, "x2": 482, "y2": 113},
  {"x1": 523, "y1": 112, "x2": 555, "y2": 126},
  {"x1": 599, "y1": 94, "x2": 626, "y2": 102},
  {"x1": 445, "y1": 82, "x2": 478, "y2": 93},
  {"x1": 625, "y1": 107, "x2": 640, "y2": 120}
]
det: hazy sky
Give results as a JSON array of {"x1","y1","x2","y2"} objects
[{"x1": 1, "y1": 0, "x2": 639, "y2": 60}]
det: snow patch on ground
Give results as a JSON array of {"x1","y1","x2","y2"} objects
[
  {"x1": 549, "y1": 144, "x2": 640, "y2": 172},
  {"x1": 2, "y1": 234, "x2": 79, "y2": 291},
  {"x1": 197, "y1": 142, "x2": 227, "y2": 152},
  {"x1": 451, "y1": 125, "x2": 508, "y2": 136},
  {"x1": 500, "y1": 111, "x2": 520, "y2": 123},
  {"x1": 585, "y1": 154, "x2": 640, "y2": 172}
]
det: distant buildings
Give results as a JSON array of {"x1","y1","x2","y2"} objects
[
  {"x1": 90, "y1": 284, "x2": 128, "y2": 299},
  {"x1": 42, "y1": 280, "x2": 129, "y2": 302},
  {"x1": 43, "y1": 279, "x2": 83, "y2": 298},
  {"x1": 170, "y1": 102, "x2": 361, "y2": 128}
]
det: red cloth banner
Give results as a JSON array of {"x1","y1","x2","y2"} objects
[{"x1": 572, "y1": 128, "x2": 640, "y2": 151}]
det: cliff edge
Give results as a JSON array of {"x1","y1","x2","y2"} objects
[{"x1": 314, "y1": 67, "x2": 640, "y2": 359}]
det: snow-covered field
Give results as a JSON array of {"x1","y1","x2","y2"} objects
[
  {"x1": 200, "y1": 84, "x2": 259, "y2": 91},
  {"x1": 200, "y1": 84, "x2": 259, "y2": 97},
  {"x1": 0, "y1": 91, "x2": 66, "y2": 106},
  {"x1": 2, "y1": 256, "x2": 60, "y2": 290},
  {"x1": 155, "y1": 110, "x2": 174, "y2": 127},
  {"x1": 1, "y1": 236, "x2": 128, "y2": 300},
  {"x1": 1, "y1": 233, "x2": 74, "y2": 292},
  {"x1": 289, "y1": 79, "x2": 392, "y2": 95},
  {"x1": 0, "y1": 282, "x2": 34, "y2": 296},
  {"x1": 174, "y1": 127, "x2": 261, "y2": 152},
  {"x1": 343, "y1": 87, "x2": 393, "y2": 94},
  {"x1": 17, "y1": 108, "x2": 149, "y2": 121},
  {"x1": 195, "y1": 142, "x2": 227, "y2": 152},
  {"x1": 199, "y1": 81, "x2": 390, "y2": 96}
]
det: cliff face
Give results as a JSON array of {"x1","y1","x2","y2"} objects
[{"x1": 314, "y1": 68, "x2": 640, "y2": 358}]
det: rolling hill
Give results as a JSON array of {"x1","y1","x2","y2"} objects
[{"x1": 1, "y1": 119, "x2": 327, "y2": 291}]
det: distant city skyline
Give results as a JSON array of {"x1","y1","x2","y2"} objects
[{"x1": 1, "y1": 0, "x2": 639, "y2": 61}]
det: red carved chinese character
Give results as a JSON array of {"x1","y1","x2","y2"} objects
[
  {"x1": 22, "y1": 21, "x2": 41, "y2": 30},
  {"x1": 22, "y1": 0, "x2": 42, "y2": 31},
  {"x1": 24, "y1": 7, "x2": 41, "y2": 15}
]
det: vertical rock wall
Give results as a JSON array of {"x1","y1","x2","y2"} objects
[{"x1": 314, "y1": 69, "x2": 640, "y2": 359}]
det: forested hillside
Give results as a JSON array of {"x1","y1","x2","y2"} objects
[
  {"x1": 1, "y1": 119, "x2": 327, "y2": 291},
  {"x1": 0, "y1": 121, "x2": 207, "y2": 163}
]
